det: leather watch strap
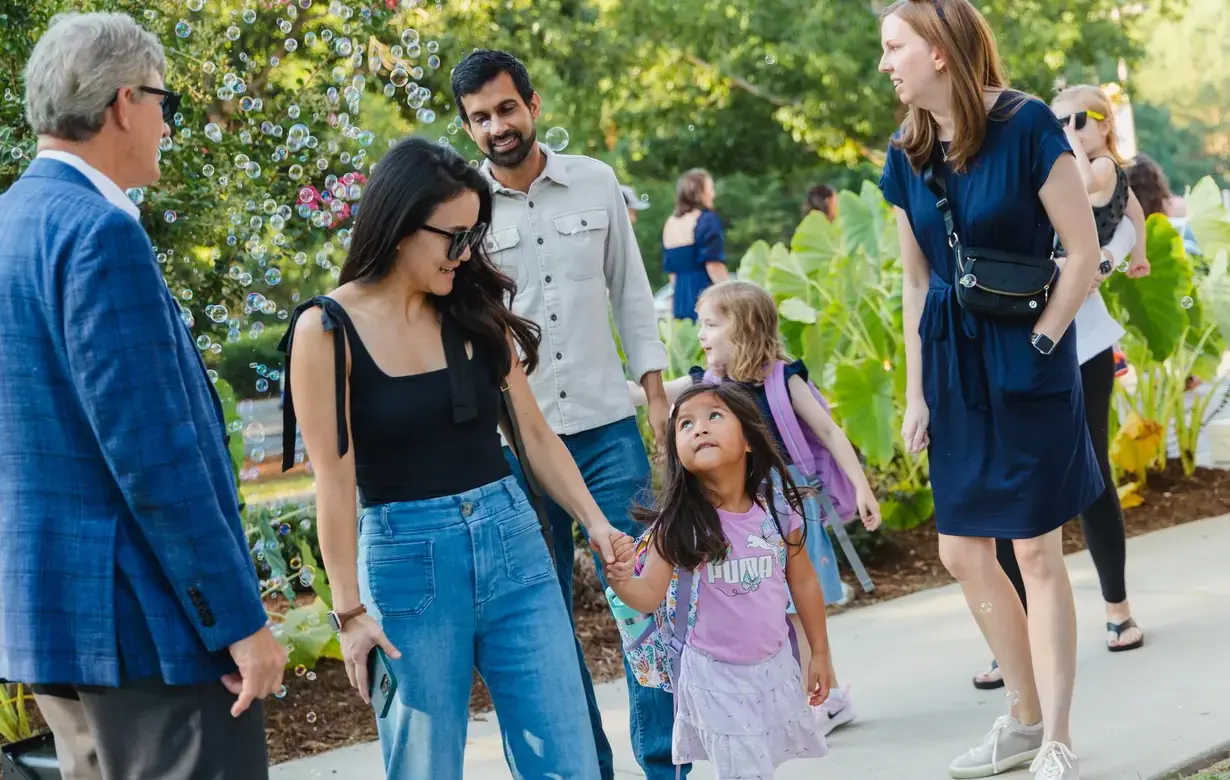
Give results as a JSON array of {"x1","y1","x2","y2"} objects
[{"x1": 333, "y1": 604, "x2": 367, "y2": 630}]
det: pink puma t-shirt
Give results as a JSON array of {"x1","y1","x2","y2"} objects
[{"x1": 687, "y1": 502, "x2": 801, "y2": 664}]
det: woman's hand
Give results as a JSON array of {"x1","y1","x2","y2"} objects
[
  {"x1": 339, "y1": 613, "x2": 402, "y2": 704},
  {"x1": 854, "y1": 484, "x2": 882, "y2": 531},
  {"x1": 586, "y1": 520, "x2": 621, "y2": 566},
  {"x1": 1126, "y1": 256, "x2": 1150, "y2": 279},
  {"x1": 901, "y1": 398, "x2": 930, "y2": 455},
  {"x1": 806, "y1": 652, "x2": 838, "y2": 707}
]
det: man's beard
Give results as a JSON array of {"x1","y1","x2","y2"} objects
[{"x1": 482, "y1": 126, "x2": 537, "y2": 168}]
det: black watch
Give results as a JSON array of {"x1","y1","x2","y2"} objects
[{"x1": 1030, "y1": 333, "x2": 1056, "y2": 355}]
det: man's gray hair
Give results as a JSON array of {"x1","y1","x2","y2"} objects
[{"x1": 24, "y1": 12, "x2": 167, "y2": 142}]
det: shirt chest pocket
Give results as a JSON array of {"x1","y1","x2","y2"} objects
[
  {"x1": 552, "y1": 208, "x2": 609, "y2": 281},
  {"x1": 485, "y1": 226, "x2": 525, "y2": 292}
]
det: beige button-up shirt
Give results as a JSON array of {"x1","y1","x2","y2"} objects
[{"x1": 483, "y1": 145, "x2": 668, "y2": 437}]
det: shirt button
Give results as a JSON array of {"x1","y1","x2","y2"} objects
[
  {"x1": 560, "y1": 391, "x2": 567, "y2": 399},
  {"x1": 545, "y1": 275, "x2": 552, "y2": 283},
  {"x1": 555, "y1": 352, "x2": 562, "y2": 360},
  {"x1": 529, "y1": 201, "x2": 534, "y2": 208},
  {"x1": 537, "y1": 237, "x2": 544, "y2": 245},
  {"x1": 580, "y1": 219, "x2": 588, "y2": 227},
  {"x1": 550, "y1": 314, "x2": 558, "y2": 322}
]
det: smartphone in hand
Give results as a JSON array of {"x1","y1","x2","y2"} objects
[{"x1": 368, "y1": 646, "x2": 398, "y2": 718}]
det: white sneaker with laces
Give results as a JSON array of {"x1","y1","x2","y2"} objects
[
  {"x1": 948, "y1": 715, "x2": 1043, "y2": 778},
  {"x1": 1030, "y1": 741, "x2": 1079, "y2": 779},
  {"x1": 814, "y1": 684, "x2": 857, "y2": 735}
]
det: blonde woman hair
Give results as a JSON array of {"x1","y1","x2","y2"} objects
[
  {"x1": 881, "y1": 0, "x2": 1030, "y2": 173},
  {"x1": 1052, "y1": 84, "x2": 1125, "y2": 165},
  {"x1": 697, "y1": 281, "x2": 790, "y2": 383}
]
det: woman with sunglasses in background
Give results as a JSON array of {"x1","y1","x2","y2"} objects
[
  {"x1": 280, "y1": 137, "x2": 621, "y2": 779},
  {"x1": 971, "y1": 86, "x2": 1150, "y2": 692}
]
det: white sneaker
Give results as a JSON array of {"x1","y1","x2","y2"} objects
[
  {"x1": 1030, "y1": 742, "x2": 1079, "y2": 779},
  {"x1": 814, "y1": 684, "x2": 857, "y2": 735},
  {"x1": 948, "y1": 715, "x2": 1044, "y2": 778}
]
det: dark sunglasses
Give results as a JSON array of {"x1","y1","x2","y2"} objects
[
  {"x1": 422, "y1": 222, "x2": 488, "y2": 262},
  {"x1": 1057, "y1": 109, "x2": 1104, "y2": 131},
  {"x1": 108, "y1": 85, "x2": 182, "y2": 124}
]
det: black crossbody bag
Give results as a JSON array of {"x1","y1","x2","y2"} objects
[{"x1": 921, "y1": 142, "x2": 1058, "y2": 320}]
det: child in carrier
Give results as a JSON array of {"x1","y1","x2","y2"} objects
[
  {"x1": 604, "y1": 381, "x2": 834, "y2": 779},
  {"x1": 628, "y1": 279, "x2": 880, "y2": 734}
]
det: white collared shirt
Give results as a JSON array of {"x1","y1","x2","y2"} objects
[
  {"x1": 36, "y1": 150, "x2": 141, "y2": 222},
  {"x1": 482, "y1": 144, "x2": 668, "y2": 436}
]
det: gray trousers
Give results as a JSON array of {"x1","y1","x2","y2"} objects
[{"x1": 34, "y1": 680, "x2": 267, "y2": 780}]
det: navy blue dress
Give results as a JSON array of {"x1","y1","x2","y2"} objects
[
  {"x1": 663, "y1": 209, "x2": 725, "y2": 321},
  {"x1": 878, "y1": 93, "x2": 1103, "y2": 539}
]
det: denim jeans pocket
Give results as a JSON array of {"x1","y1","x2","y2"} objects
[
  {"x1": 363, "y1": 540, "x2": 436, "y2": 617},
  {"x1": 498, "y1": 515, "x2": 555, "y2": 585}
]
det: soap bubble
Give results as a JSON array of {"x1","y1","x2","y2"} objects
[
  {"x1": 390, "y1": 68, "x2": 409, "y2": 87},
  {"x1": 306, "y1": 712, "x2": 317, "y2": 724},
  {"x1": 427, "y1": 54, "x2": 440, "y2": 69},
  {"x1": 187, "y1": 0, "x2": 205, "y2": 10},
  {"x1": 126, "y1": 188, "x2": 145, "y2": 205},
  {"x1": 242, "y1": 9, "x2": 257, "y2": 23},
  {"x1": 175, "y1": 21, "x2": 192, "y2": 38},
  {"x1": 765, "y1": 53, "x2": 777, "y2": 65},
  {"x1": 202, "y1": 164, "x2": 215, "y2": 177},
  {"x1": 265, "y1": 269, "x2": 283, "y2": 285},
  {"x1": 295, "y1": 665, "x2": 306, "y2": 677},
  {"x1": 426, "y1": 40, "x2": 439, "y2": 54},
  {"x1": 1180, "y1": 296, "x2": 1194, "y2": 309},
  {"x1": 979, "y1": 602, "x2": 993, "y2": 614},
  {"x1": 204, "y1": 122, "x2": 223, "y2": 143},
  {"x1": 206, "y1": 304, "x2": 229, "y2": 323},
  {"x1": 163, "y1": 210, "x2": 178, "y2": 223},
  {"x1": 226, "y1": 25, "x2": 240, "y2": 40},
  {"x1": 285, "y1": 38, "x2": 298, "y2": 52},
  {"x1": 544, "y1": 126, "x2": 569, "y2": 152},
  {"x1": 400, "y1": 28, "x2": 419, "y2": 47},
  {"x1": 275, "y1": 685, "x2": 287, "y2": 699},
  {"x1": 416, "y1": 108, "x2": 435, "y2": 124}
]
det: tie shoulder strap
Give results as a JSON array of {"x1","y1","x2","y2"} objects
[{"x1": 278, "y1": 296, "x2": 351, "y2": 472}]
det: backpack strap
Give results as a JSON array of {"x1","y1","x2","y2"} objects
[
  {"x1": 764, "y1": 361, "x2": 816, "y2": 475},
  {"x1": 278, "y1": 296, "x2": 350, "y2": 472},
  {"x1": 814, "y1": 486, "x2": 875, "y2": 594}
]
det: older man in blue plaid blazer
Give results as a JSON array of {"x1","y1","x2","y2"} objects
[{"x1": 0, "y1": 13, "x2": 285, "y2": 780}]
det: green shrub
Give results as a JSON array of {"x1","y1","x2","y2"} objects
[{"x1": 207, "y1": 324, "x2": 288, "y2": 400}]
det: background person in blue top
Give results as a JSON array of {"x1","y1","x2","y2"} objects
[
  {"x1": 662, "y1": 168, "x2": 728, "y2": 321},
  {"x1": 877, "y1": 2, "x2": 1104, "y2": 779}
]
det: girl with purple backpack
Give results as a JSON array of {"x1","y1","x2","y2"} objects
[
  {"x1": 629, "y1": 279, "x2": 881, "y2": 734},
  {"x1": 605, "y1": 381, "x2": 834, "y2": 779}
]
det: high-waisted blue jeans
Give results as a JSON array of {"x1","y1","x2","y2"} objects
[{"x1": 358, "y1": 476, "x2": 598, "y2": 780}]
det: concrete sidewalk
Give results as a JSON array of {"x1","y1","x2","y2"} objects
[{"x1": 271, "y1": 514, "x2": 1230, "y2": 780}]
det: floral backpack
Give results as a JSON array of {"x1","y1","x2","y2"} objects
[{"x1": 617, "y1": 532, "x2": 700, "y2": 693}]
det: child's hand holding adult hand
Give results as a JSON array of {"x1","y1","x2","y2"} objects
[
  {"x1": 604, "y1": 533, "x2": 637, "y2": 584},
  {"x1": 807, "y1": 653, "x2": 837, "y2": 707}
]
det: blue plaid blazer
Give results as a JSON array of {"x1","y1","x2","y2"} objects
[{"x1": 0, "y1": 159, "x2": 267, "y2": 687}]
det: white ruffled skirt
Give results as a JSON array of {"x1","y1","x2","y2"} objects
[{"x1": 673, "y1": 643, "x2": 827, "y2": 779}]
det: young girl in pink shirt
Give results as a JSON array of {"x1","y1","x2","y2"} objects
[{"x1": 605, "y1": 381, "x2": 833, "y2": 779}]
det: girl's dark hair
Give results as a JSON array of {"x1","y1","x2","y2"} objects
[
  {"x1": 674, "y1": 168, "x2": 711, "y2": 218},
  {"x1": 633, "y1": 381, "x2": 808, "y2": 571},
  {"x1": 1128, "y1": 153, "x2": 1172, "y2": 218},
  {"x1": 338, "y1": 137, "x2": 540, "y2": 381}
]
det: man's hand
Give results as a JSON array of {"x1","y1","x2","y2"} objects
[
  {"x1": 587, "y1": 520, "x2": 620, "y2": 565},
  {"x1": 223, "y1": 625, "x2": 289, "y2": 718},
  {"x1": 641, "y1": 372, "x2": 669, "y2": 459}
]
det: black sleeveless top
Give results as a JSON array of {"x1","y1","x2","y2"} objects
[
  {"x1": 1055, "y1": 158, "x2": 1130, "y2": 256},
  {"x1": 279, "y1": 297, "x2": 510, "y2": 506}
]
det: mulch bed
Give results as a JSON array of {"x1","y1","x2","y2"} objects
[{"x1": 13, "y1": 464, "x2": 1228, "y2": 765}]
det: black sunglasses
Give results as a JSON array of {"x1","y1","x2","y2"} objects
[
  {"x1": 108, "y1": 85, "x2": 182, "y2": 124},
  {"x1": 1057, "y1": 109, "x2": 1104, "y2": 131},
  {"x1": 422, "y1": 222, "x2": 489, "y2": 262}
]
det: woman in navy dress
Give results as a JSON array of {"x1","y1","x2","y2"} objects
[
  {"x1": 878, "y1": 2, "x2": 1103, "y2": 779},
  {"x1": 662, "y1": 168, "x2": 728, "y2": 321}
]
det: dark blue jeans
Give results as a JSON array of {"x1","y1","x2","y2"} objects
[{"x1": 504, "y1": 416, "x2": 688, "y2": 780}]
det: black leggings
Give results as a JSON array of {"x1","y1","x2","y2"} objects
[{"x1": 996, "y1": 347, "x2": 1128, "y2": 608}]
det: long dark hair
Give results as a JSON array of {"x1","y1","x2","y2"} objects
[
  {"x1": 338, "y1": 137, "x2": 540, "y2": 380},
  {"x1": 632, "y1": 382, "x2": 808, "y2": 571},
  {"x1": 1128, "y1": 153, "x2": 1172, "y2": 218}
]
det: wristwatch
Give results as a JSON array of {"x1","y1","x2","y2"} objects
[
  {"x1": 327, "y1": 604, "x2": 367, "y2": 633},
  {"x1": 1030, "y1": 333, "x2": 1056, "y2": 356}
]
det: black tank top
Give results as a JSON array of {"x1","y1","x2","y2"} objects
[{"x1": 279, "y1": 297, "x2": 510, "y2": 506}]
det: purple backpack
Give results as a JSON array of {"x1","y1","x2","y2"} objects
[{"x1": 704, "y1": 362, "x2": 857, "y2": 526}]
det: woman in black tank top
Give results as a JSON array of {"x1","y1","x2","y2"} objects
[{"x1": 279, "y1": 138, "x2": 621, "y2": 779}]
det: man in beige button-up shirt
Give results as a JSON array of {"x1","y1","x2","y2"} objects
[{"x1": 453, "y1": 50, "x2": 687, "y2": 780}]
